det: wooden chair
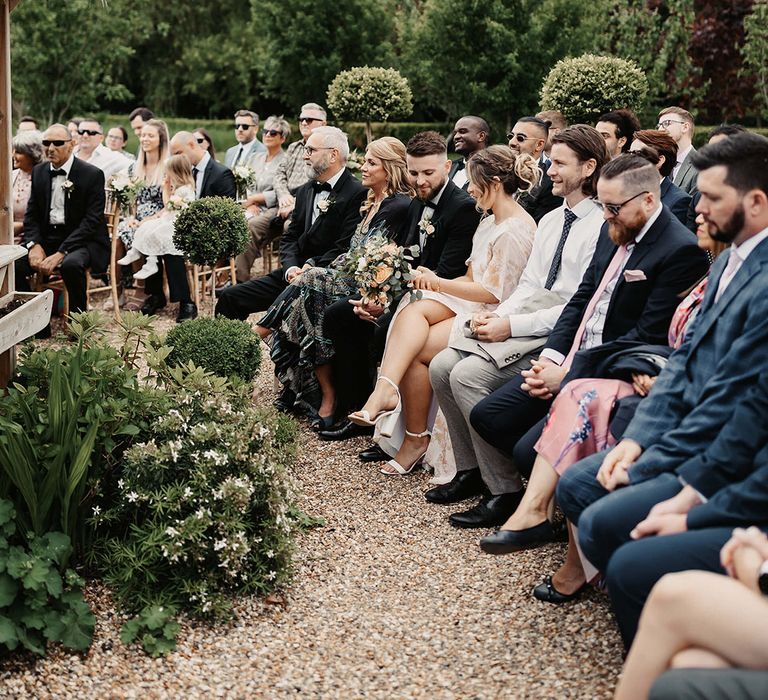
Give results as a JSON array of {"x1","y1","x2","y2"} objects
[
  {"x1": 186, "y1": 258, "x2": 237, "y2": 308},
  {"x1": 260, "y1": 215, "x2": 285, "y2": 273}
]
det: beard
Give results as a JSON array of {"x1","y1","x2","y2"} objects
[
  {"x1": 609, "y1": 209, "x2": 647, "y2": 246},
  {"x1": 418, "y1": 178, "x2": 446, "y2": 203},
  {"x1": 710, "y1": 205, "x2": 745, "y2": 244},
  {"x1": 310, "y1": 152, "x2": 332, "y2": 178}
]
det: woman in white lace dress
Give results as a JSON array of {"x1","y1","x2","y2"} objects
[
  {"x1": 118, "y1": 154, "x2": 196, "y2": 279},
  {"x1": 350, "y1": 146, "x2": 540, "y2": 475}
]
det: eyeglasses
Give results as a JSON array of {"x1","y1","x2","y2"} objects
[
  {"x1": 595, "y1": 190, "x2": 650, "y2": 216},
  {"x1": 304, "y1": 145, "x2": 333, "y2": 155},
  {"x1": 507, "y1": 132, "x2": 537, "y2": 143},
  {"x1": 42, "y1": 139, "x2": 71, "y2": 147},
  {"x1": 234, "y1": 123, "x2": 255, "y2": 130},
  {"x1": 77, "y1": 129, "x2": 102, "y2": 136},
  {"x1": 263, "y1": 129, "x2": 281, "y2": 137},
  {"x1": 657, "y1": 119, "x2": 685, "y2": 129},
  {"x1": 196, "y1": 137, "x2": 206, "y2": 144},
  {"x1": 299, "y1": 117, "x2": 322, "y2": 124}
]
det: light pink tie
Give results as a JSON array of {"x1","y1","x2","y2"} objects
[
  {"x1": 563, "y1": 245, "x2": 630, "y2": 368},
  {"x1": 714, "y1": 250, "x2": 741, "y2": 303}
]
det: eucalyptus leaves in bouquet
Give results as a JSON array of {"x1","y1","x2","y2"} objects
[
  {"x1": 341, "y1": 231, "x2": 421, "y2": 308},
  {"x1": 107, "y1": 171, "x2": 143, "y2": 213},
  {"x1": 172, "y1": 196, "x2": 249, "y2": 265}
]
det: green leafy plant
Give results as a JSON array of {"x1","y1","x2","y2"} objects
[
  {"x1": 90, "y1": 366, "x2": 298, "y2": 620},
  {"x1": 165, "y1": 317, "x2": 262, "y2": 382},
  {"x1": 172, "y1": 196, "x2": 249, "y2": 266},
  {"x1": 0, "y1": 499, "x2": 94, "y2": 656},
  {"x1": 539, "y1": 53, "x2": 649, "y2": 124},
  {"x1": 120, "y1": 605, "x2": 180, "y2": 657},
  {"x1": 327, "y1": 66, "x2": 413, "y2": 144}
]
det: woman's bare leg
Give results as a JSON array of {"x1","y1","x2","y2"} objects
[
  {"x1": 381, "y1": 318, "x2": 453, "y2": 473},
  {"x1": 315, "y1": 363, "x2": 335, "y2": 419},
  {"x1": 354, "y1": 300, "x2": 453, "y2": 418},
  {"x1": 549, "y1": 521, "x2": 587, "y2": 595},
  {"x1": 499, "y1": 455, "x2": 559, "y2": 530},
  {"x1": 614, "y1": 571, "x2": 768, "y2": 700}
]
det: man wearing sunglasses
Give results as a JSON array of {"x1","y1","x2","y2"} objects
[
  {"x1": 75, "y1": 118, "x2": 130, "y2": 180},
  {"x1": 657, "y1": 107, "x2": 698, "y2": 195},
  {"x1": 509, "y1": 116, "x2": 563, "y2": 223},
  {"x1": 16, "y1": 123, "x2": 109, "y2": 318},
  {"x1": 224, "y1": 110, "x2": 266, "y2": 169}
]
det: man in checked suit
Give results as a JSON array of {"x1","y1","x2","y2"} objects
[
  {"x1": 550, "y1": 132, "x2": 768, "y2": 646},
  {"x1": 216, "y1": 126, "x2": 366, "y2": 320},
  {"x1": 16, "y1": 123, "x2": 109, "y2": 314}
]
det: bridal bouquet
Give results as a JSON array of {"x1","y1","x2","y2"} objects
[
  {"x1": 341, "y1": 232, "x2": 421, "y2": 308},
  {"x1": 232, "y1": 165, "x2": 256, "y2": 200},
  {"x1": 107, "y1": 172, "x2": 143, "y2": 212}
]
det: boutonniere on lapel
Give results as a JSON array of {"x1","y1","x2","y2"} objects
[
  {"x1": 62, "y1": 179, "x2": 75, "y2": 197},
  {"x1": 418, "y1": 214, "x2": 436, "y2": 238},
  {"x1": 317, "y1": 195, "x2": 336, "y2": 215}
]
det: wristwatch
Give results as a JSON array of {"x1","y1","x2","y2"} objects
[{"x1": 758, "y1": 560, "x2": 768, "y2": 595}]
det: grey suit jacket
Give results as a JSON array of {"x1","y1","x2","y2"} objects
[
  {"x1": 673, "y1": 146, "x2": 698, "y2": 195},
  {"x1": 626, "y1": 236, "x2": 768, "y2": 482},
  {"x1": 224, "y1": 139, "x2": 266, "y2": 168}
]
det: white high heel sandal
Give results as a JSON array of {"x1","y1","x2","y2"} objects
[
  {"x1": 348, "y1": 376, "x2": 401, "y2": 438},
  {"x1": 380, "y1": 429, "x2": 431, "y2": 476}
]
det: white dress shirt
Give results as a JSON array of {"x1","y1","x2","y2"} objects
[
  {"x1": 49, "y1": 155, "x2": 75, "y2": 225},
  {"x1": 451, "y1": 160, "x2": 468, "y2": 189},
  {"x1": 311, "y1": 167, "x2": 344, "y2": 224},
  {"x1": 715, "y1": 226, "x2": 768, "y2": 302},
  {"x1": 193, "y1": 151, "x2": 211, "y2": 198},
  {"x1": 495, "y1": 197, "x2": 603, "y2": 337},
  {"x1": 83, "y1": 144, "x2": 131, "y2": 180}
]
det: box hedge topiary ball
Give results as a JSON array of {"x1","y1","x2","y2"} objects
[
  {"x1": 172, "y1": 196, "x2": 249, "y2": 266},
  {"x1": 165, "y1": 317, "x2": 261, "y2": 381}
]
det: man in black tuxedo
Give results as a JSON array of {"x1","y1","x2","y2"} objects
[
  {"x1": 510, "y1": 116, "x2": 563, "y2": 222},
  {"x1": 459, "y1": 153, "x2": 709, "y2": 528},
  {"x1": 448, "y1": 116, "x2": 489, "y2": 190},
  {"x1": 216, "y1": 126, "x2": 366, "y2": 320},
  {"x1": 16, "y1": 123, "x2": 109, "y2": 314},
  {"x1": 319, "y1": 130, "x2": 480, "y2": 444},
  {"x1": 138, "y1": 131, "x2": 237, "y2": 322}
]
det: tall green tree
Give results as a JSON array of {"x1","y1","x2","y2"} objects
[{"x1": 741, "y1": 0, "x2": 768, "y2": 121}]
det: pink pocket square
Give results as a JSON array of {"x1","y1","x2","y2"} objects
[{"x1": 624, "y1": 269, "x2": 647, "y2": 282}]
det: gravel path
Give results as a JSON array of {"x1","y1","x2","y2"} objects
[{"x1": 0, "y1": 297, "x2": 623, "y2": 699}]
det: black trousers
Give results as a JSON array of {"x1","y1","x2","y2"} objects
[
  {"x1": 144, "y1": 254, "x2": 191, "y2": 304},
  {"x1": 215, "y1": 269, "x2": 286, "y2": 320},
  {"x1": 650, "y1": 669, "x2": 768, "y2": 700},
  {"x1": 469, "y1": 374, "x2": 553, "y2": 483},
  {"x1": 16, "y1": 243, "x2": 91, "y2": 313},
  {"x1": 322, "y1": 295, "x2": 390, "y2": 415}
]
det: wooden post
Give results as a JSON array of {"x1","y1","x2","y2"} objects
[{"x1": 0, "y1": 0, "x2": 15, "y2": 386}]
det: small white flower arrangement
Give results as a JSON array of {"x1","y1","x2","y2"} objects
[
  {"x1": 418, "y1": 215, "x2": 436, "y2": 238},
  {"x1": 232, "y1": 164, "x2": 256, "y2": 200},
  {"x1": 62, "y1": 179, "x2": 75, "y2": 196},
  {"x1": 317, "y1": 196, "x2": 335, "y2": 214}
]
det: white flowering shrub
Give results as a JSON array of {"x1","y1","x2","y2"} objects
[
  {"x1": 91, "y1": 368, "x2": 299, "y2": 619},
  {"x1": 539, "y1": 53, "x2": 649, "y2": 124}
]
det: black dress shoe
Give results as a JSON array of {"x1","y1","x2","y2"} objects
[
  {"x1": 317, "y1": 419, "x2": 374, "y2": 441},
  {"x1": 273, "y1": 388, "x2": 296, "y2": 413},
  {"x1": 533, "y1": 575, "x2": 587, "y2": 604},
  {"x1": 425, "y1": 469, "x2": 485, "y2": 504},
  {"x1": 358, "y1": 444, "x2": 388, "y2": 462},
  {"x1": 479, "y1": 520, "x2": 557, "y2": 554},
  {"x1": 309, "y1": 414, "x2": 335, "y2": 431},
  {"x1": 176, "y1": 302, "x2": 198, "y2": 323},
  {"x1": 140, "y1": 294, "x2": 167, "y2": 316},
  {"x1": 449, "y1": 491, "x2": 524, "y2": 529}
]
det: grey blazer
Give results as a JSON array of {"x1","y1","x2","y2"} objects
[
  {"x1": 673, "y1": 147, "x2": 698, "y2": 195},
  {"x1": 224, "y1": 139, "x2": 266, "y2": 168}
]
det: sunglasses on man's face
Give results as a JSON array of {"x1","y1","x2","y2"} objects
[
  {"x1": 506, "y1": 132, "x2": 536, "y2": 143},
  {"x1": 299, "y1": 117, "x2": 321, "y2": 124},
  {"x1": 42, "y1": 139, "x2": 71, "y2": 147},
  {"x1": 78, "y1": 129, "x2": 102, "y2": 136},
  {"x1": 234, "y1": 123, "x2": 255, "y2": 130},
  {"x1": 262, "y1": 129, "x2": 281, "y2": 137}
]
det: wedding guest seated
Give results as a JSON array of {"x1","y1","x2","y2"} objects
[
  {"x1": 318, "y1": 130, "x2": 480, "y2": 443},
  {"x1": 449, "y1": 115, "x2": 489, "y2": 189},
  {"x1": 224, "y1": 109, "x2": 265, "y2": 167},
  {"x1": 467, "y1": 152, "x2": 708, "y2": 528},
  {"x1": 477, "y1": 213, "x2": 724, "y2": 558},
  {"x1": 193, "y1": 128, "x2": 217, "y2": 160},
  {"x1": 129, "y1": 107, "x2": 154, "y2": 139},
  {"x1": 215, "y1": 126, "x2": 366, "y2": 326},
  {"x1": 254, "y1": 137, "x2": 412, "y2": 428},
  {"x1": 596, "y1": 109, "x2": 641, "y2": 159},
  {"x1": 614, "y1": 528, "x2": 768, "y2": 700},
  {"x1": 657, "y1": 106, "x2": 698, "y2": 195},
  {"x1": 235, "y1": 115, "x2": 290, "y2": 282},
  {"x1": 11, "y1": 130, "x2": 45, "y2": 244},
  {"x1": 349, "y1": 145, "x2": 538, "y2": 475},
  {"x1": 629, "y1": 130, "x2": 691, "y2": 226},
  {"x1": 535, "y1": 110, "x2": 567, "y2": 161},
  {"x1": 550, "y1": 133, "x2": 768, "y2": 642},
  {"x1": 16, "y1": 123, "x2": 109, "y2": 315},
  {"x1": 17, "y1": 115, "x2": 39, "y2": 133},
  {"x1": 75, "y1": 117, "x2": 131, "y2": 180},
  {"x1": 425, "y1": 125, "x2": 607, "y2": 516},
  {"x1": 105, "y1": 126, "x2": 135, "y2": 161}
]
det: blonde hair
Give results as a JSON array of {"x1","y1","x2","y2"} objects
[
  {"x1": 134, "y1": 118, "x2": 170, "y2": 187},
  {"x1": 165, "y1": 154, "x2": 195, "y2": 191},
  {"x1": 360, "y1": 136, "x2": 414, "y2": 215},
  {"x1": 467, "y1": 145, "x2": 541, "y2": 202}
]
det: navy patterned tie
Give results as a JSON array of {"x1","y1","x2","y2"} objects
[{"x1": 544, "y1": 208, "x2": 578, "y2": 290}]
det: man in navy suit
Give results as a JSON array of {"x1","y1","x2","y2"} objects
[
  {"x1": 461, "y1": 153, "x2": 709, "y2": 528},
  {"x1": 16, "y1": 123, "x2": 109, "y2": 314},
  {"x1": 552, "y1": 132, "x2": 768, "y2": 647}
]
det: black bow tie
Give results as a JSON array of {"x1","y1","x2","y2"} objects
[
  {"x1": 453, "y1": 160, "x2": 466, "y2": 171},
  {"x1": 51, "y1": 169, "x2": 66, "y2": 177},
  {"x1": 313, "y1": 181, "x2": 332, "y2": 193}
]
